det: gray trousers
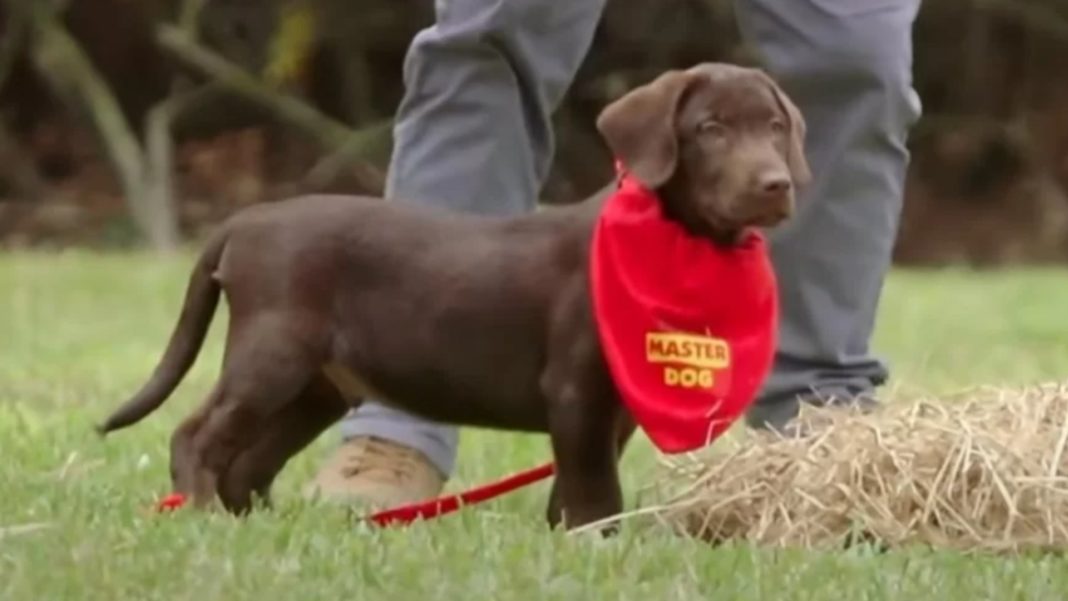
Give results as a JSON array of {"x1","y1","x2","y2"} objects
[{"x1": 340, "y1": 0, "x2": 924, "y2": 477}]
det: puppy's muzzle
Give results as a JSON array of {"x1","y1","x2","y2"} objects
[{"x1": 747, "y1": 168, "x2": 795, "y2": 225}]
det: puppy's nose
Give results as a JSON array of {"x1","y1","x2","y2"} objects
[{"x1": 759, "y1": 173, "x2": 792, "y2": 195}]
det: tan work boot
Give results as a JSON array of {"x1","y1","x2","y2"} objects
[{"x1": 304, "y1": 436, "x2": 445, "y2": 508}]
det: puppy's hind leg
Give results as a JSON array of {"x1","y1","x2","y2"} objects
[
  {"x1": 178, "y1": 320, "x2": 323, "y2": 511},
  {"x1": 218, "y1": 374, "x2": 350, "y2": 513}
]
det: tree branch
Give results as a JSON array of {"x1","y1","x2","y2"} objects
[
  {"x1": 976, "y1": 0, "x2": 1068, "y2": 43},
  {"x1": 28, "y1": 14, "x2": 168, "y2": 245},
  {"x1": 0, "y1": 121, "x2": 50, "y2": 202},
  {"x1": 21, "y1": 0, "x2": 202, "y2": 250},
  {"x1": 143, "y1": 84, "x2": 215, "y2": 249},
  {"x1": 155, "y1": 24, "x2": 390, "y2": 162},
  {"x1": 0, "y1": 3, "x2": 50, "y2": 202},
  {"x1": 0, "y1": 0, "x2": 28, "y2": 90}
]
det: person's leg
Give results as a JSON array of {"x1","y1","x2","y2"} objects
[
  {"x1": 307, "y1": 0, "x2": 607, "y2": 505},
  {"x1": 734, "y1": 0, "x2": 923, "y2": 430}
]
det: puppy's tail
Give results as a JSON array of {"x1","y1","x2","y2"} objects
[{"x1": 96, "y1": 227, "x2": 229, "y2": 436}]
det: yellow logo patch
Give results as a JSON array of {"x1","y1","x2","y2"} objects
[{"x1": 645, "y1": 332, "x2": 730, "y2": 390}]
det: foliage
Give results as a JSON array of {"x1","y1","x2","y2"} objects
[{"x1": 1, "y1": 0, "x2": 1067, "y2": 263}]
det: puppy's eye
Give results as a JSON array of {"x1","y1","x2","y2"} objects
[
  {"x1": 770, "y1": 119, "x2": 787, "y2": 134},
  {"x1": 697, "y1": 120, "x2": 726, "y2": 137}
]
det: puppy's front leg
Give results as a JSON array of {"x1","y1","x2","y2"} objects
[
  {"x1": 544, "y1": 381, "x2": 625, "y2": 532},
  {"x1": 541, "y1": 275, "x2": 629, "y2": 532},
  {"x1": 551, "y1": 407, "x2": 632, "y2": 529},
  {"x1": 541, "y1": 301, "x2": 627, "y2": 533}
]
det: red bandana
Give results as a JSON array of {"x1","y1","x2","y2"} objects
[{"x1": 590, "y1": 162, "x2": 779, "y2": 453}]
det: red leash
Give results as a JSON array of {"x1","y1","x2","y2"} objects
[
  {"x1": 154, "y1": 461, "x2": 556, "y2": 526},
  {"x1": 367, "y1": 461, "x2": 554, "y2": 526}
]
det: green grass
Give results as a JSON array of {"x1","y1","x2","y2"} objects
[{"x1": 2, "y1": 249, "x2": 1068, "y2": 600}]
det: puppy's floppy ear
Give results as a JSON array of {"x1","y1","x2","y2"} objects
[
  {"x1": 763, "y1": 74, "x2": 811, "y2": 187},
  {"x1": 595, "y1": 69, "x2": 706, "y2": 189}
]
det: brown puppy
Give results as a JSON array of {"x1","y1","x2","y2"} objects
[{"x1": 97, "y1": 63, "x2": 809, "y2": 530}]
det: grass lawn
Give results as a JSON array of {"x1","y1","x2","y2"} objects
[{"x1": 2, "y1": 250, "x2": 1068, "y2": 600}]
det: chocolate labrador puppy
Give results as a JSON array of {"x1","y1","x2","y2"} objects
[{"x1": 97, "y1": 62, "x2": 810, "y2": 530}]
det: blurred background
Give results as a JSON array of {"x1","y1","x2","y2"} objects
[{"x1": 1, "y1": 0, "x2": 1067, "y2": 266}]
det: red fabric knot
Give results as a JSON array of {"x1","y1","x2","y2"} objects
[{"x1": 156, "y1": 492, "x2": 188, "y2": 512}]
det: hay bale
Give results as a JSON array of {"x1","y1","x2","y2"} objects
[{"x1": 649, "y1": 382, "x2": 1068, "y2": 553}]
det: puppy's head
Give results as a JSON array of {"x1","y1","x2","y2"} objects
[{"x1": 596, "y1": 63, "x2": 810, "y2": 240}]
